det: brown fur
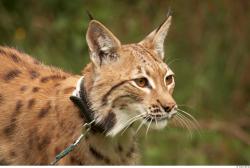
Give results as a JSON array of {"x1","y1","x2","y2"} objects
[{"x1": 0, "y1": 47, "x2": 139, "y2": 165}]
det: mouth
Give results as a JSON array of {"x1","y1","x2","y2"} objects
[
  {"x1": 142, "y1": 111, "x2": 177, "y2": 123},
  {"x1": 143, "y1": 115, "x2": 168, "y2": 122}
]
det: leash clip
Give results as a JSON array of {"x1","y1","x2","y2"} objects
[{"x1": 83, "y1": 119, "x2": 95, "y2": 130}]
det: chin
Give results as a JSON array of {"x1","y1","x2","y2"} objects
[{"x1": 145, "y1": 119, "x2": 168, "y2": 130}]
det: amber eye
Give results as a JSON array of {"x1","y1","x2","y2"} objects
[
  {"x1": 165, "y1": 75, "x2": 173, "y2": 85},
  {"x1": 134, "y1": 78, "x2": 148, "y2": 88}
]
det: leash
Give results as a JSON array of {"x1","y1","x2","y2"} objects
[
  {"x1": 51, "y1": 76, "x2": 104, "y2": 165},
  {"x1": 50, "y1": 120, "x2": 94, "y2": 165}
]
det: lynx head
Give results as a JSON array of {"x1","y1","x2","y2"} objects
[{"x1": 84, "y1": 15, "x2": 177, "y2": 136}]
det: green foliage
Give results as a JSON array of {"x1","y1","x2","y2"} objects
[{"x1": 0, "y1": 0, "x2": 249, "y2": 165}]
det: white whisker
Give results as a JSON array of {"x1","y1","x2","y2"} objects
[
  {"x1": 167, "y1": 58, "x2": 181, "y2": 66},
  {"x1": 177, "y1": 111, "x2": 201, "y2": 136},
  {"x1": 124, "y1": 113, "x2": 145, "y2": 126},
  {"x1": 177, "y1": 113, "x2": 194, "y2": 131},
  {"x1": 136, "y1": 119, "x2": 146, "y2": 135},
  {"x1": 174, "y1": 116, "x2": 185, "y2": 129},
  {"x1": 145, "y1": 118, "x2": 153, "y2": 137},
  {"x1": 154, "y1": 115, "x2": 158, "y2": 128},
  {"x1": 121, "y1": 113, "x2": 146, "y2": 135},
  {"x1": 177, "y1": 104, "x2": 193, "y2": 108},
  {"x1": 177, "y1": 108, "x2": 201, "y2": 130},
  {"x1": 121, "y1": 117, "x2": 141, "y2": 135},
  {"x1": 176, "y1": 113, "x2": 193, "y2": 138}
]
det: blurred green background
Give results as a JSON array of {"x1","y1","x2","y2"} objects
[{"x1": 0, "y1": 0, "x2": 249, "y2": 165}]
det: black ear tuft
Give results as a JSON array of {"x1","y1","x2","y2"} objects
[
  {"x1": 156, "y1": 7, "x2": 173, "y2": 33},
  {"x1": 139, "y1": 12, "x2": 172, "y2": 60},
  {"x1": 166, "y1": 7, "x2": 173, "y2": 18},
  {"x1": 86, "y1": 10, "x2": 94, "y2": 21}
]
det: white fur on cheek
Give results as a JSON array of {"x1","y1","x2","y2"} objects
[
  {"x1": 107, "y1": 104, "x2": 147, "y2": 137},
  {"x1": 107, "y1": 112, "x2": 130, "y2": 137}
]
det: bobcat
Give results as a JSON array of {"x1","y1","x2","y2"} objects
[{"x1": 0, "y1": 14, "x2": 177, "y2": 165}]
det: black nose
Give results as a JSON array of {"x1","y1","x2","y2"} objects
[{"x1": 163, "y1": 104, "x2": 175, "y2": 113}]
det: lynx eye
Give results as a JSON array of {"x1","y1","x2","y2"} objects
[
  {"x1": 165, "y1": 75, "x2": 173, "y2": 85},
  {"x1": 134, "y1": 77, "x2": 149, "y2": 88}
]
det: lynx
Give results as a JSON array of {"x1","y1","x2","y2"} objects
[{"x1": 0, "y1": 14, "x2": 179, "y2": 165}]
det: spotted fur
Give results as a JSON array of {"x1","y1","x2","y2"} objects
[{"x1": 0, "y1": 15, "x2": 177, "y2": 165}]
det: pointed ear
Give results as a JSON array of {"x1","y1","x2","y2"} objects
[
  {"x1": 139, "y1": 15, "x2": 172, "y2": 59},
  {"x1": 86, "y1": 20, "x2": 121, "y2": 66}
]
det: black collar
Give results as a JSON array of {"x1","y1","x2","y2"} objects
[{"x1": 69, "y1": 77, "x2": 105, "y2": 133}]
